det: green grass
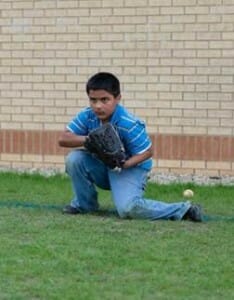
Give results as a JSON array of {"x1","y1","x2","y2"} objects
[{"x1": 0, "y1": 171, "x2": 233, "y2": 300}]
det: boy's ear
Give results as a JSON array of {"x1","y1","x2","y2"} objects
[{"x1": 116, "y1": 94, "x2": 121, "y2": 102}]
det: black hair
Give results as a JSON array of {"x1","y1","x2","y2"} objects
[{"x1": 86, "y1": 72, "x2": 121, "y2": 98}]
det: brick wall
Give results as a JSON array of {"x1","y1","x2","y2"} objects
[{"x1": 0, "y1": 0, "x2": 234, "y2": 176}]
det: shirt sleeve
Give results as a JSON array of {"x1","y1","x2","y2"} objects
[
  {"x1": 66, "y1": 109, "x2": 89, "y2": 135},
  {"x1": 123, "y1": 120, "x2": 152, "y2": 155}
]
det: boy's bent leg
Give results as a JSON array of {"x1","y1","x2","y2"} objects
[
  {"x1": 108, "y1": 167, "x2": 191, "y2": 220},
  {"x1": 65, "y1": 149, "x2": 110, "y2": 213}
]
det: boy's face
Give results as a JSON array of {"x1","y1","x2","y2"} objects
[{"x1": 88, "y1": 89, "x2": 121, "y2": 123}]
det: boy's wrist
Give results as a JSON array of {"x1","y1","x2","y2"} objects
[{"x1": 122, "y1": 160, "x2": 131, "y2": 169}]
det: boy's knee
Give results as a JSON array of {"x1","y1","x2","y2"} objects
[
  {"x1": 65, "y1": 150, "x2": 84, "y2": 171},
  {"x1": 117, "y1": 197, "x2": 142, "y2": 219}
]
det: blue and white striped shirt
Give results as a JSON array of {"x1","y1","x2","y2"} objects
[{"x1": 67, "y1": 104, "x2": 153, "y2": 170}]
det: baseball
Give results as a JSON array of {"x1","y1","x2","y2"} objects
[{"x1": 183, "y1": 189, "x2": 194, "y2": 198}]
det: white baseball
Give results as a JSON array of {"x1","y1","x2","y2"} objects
[{"x1": 183, "y1": 189, "x2": 194, "y2": 198}]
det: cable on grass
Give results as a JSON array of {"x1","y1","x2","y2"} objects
[{"x1": 0, "y1": 200, "x2": 63, "y2": 210}]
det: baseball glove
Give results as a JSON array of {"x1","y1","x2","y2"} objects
[{"x1": 84, "y1": 123, "x2": 126, "y2": 169}]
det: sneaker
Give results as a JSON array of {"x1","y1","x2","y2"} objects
[
  {"x1": 62, "y1": 205, "x2": 80, "y2": 215},
  {"x1": 183, "y1": 204, "x2": 203, "y2": 222}
]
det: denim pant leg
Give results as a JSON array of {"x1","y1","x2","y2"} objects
[
  {"x1": 65, "y1": 149, "x2": 110, "y2": 212},
  {"x1": 108, "y1": 167, "x2": 191, "y2": 220}
]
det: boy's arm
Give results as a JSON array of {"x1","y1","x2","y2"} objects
[
  {"x1": 58, "y1": 130, "x2": 86, "y2": 148},
  {"x1": 122, "y1": 146, "x2": 153, "y2": 169}
]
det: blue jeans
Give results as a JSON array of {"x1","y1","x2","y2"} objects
[{"x1": 65, "y1": 149, "x2": 191, "y2": 220}]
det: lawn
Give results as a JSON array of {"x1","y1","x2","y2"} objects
[{"x1": 0, "y1": 171, "x2": 233, "y2": 300}]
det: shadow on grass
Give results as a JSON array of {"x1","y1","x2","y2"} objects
[{"x1": 0, "y1": 199, "x2": 234, "y2": 222}]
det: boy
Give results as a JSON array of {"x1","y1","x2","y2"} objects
[{"x1": 58, "y1": 72, "x2": 202, "y2": 221}]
